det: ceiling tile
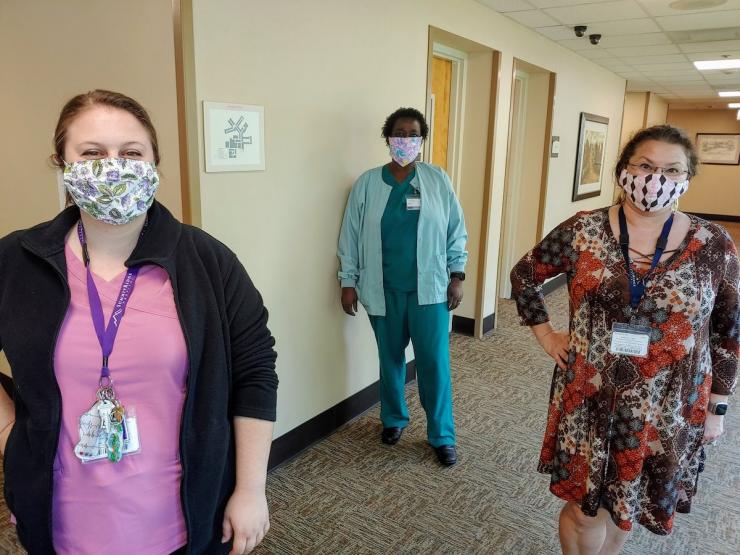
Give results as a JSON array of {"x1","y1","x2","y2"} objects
[
  {"x1": 679, "y1": 39, "x2": 740, "y2": 53},
  {"x1": 686, "y1": 51, "x2": 740, "y2": 61},
  {"x1": 476, "y1": 0, "x2": 535, "y2": 12},
  {"x1": 582, "y1": 18, "x2": 661, "y2": 34},
  {"x1": 618, "y1": 71, "x2": 651, "y2": 79},
  {"x1": 647, "y1": 68, "x2": 706, "y2": 76},
  {"x1": 544, "y1": 1, "x2": 648, "y2": 24},
  {"x1": 531, "y1": 0, "x2": 620, "y2": 7},
  {"x1": 704, "y1": 73, "x2": 740, "y2": 86},
  {"x1": 637, "y1": 0, "x2": 740, "y2": 17},
  {"x1": 536, "y1": 25, "x2": 578, "y2": 40},
  {"x1": 556, "y1": 38, "x2": 599, "y2": 51},
  {"x1": 631, "y1": 61, "x2": 696, "y2": 71},
  {"x1": 606, "y1": 44, "x2": 680, "y2": 57},
  {"x1": 591, "y1": 32, "x2": 672, "y2": 48},
  {"x1": 650, "y1": 74, "x2": 707, "y2": 82},
  {"x1": 579, "y1": 49, "x2": 618, "y2": 60},
  {"x1": 506, "y1": 9, "x2": 561, "y2": 27},
  {"x1": 626, "y1": 81, "x2": 656, "y2": 90},
  {"x1": 656, "y1": 10, "x2": 740, "y2": 31},
  {"x1": 622, "y1": 54, "x2": 690, "y2": 65},
  {"x1": 599, "y1": 62, "x2": 636, "y2": 72}
]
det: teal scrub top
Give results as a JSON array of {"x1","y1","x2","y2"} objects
[{"x1": 380, "y1": 165, "x2": 419, "y2": 292}]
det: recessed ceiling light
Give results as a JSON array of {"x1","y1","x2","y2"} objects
[
  {"x1": 718, "y1": 90, "x2": 740, "y2": 97},
  {"x1": 669, "y1": 0, "x2": 727, "y2": 9},
  {"x1": 729, "y1": 103, "x2": 740, "y2": 108},
  {"x1": 694, "y1": 59, "x2": 740, "y2": 70}
]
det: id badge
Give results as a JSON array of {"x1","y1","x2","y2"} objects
[
  {"x1": 406, "y1": 194, "x2": 421, "y2": 211},
  {"x1": 74, "y1": 401, "x2": 141, "y2": 463},
  {"x1": 609, "y1": 322, "x2": 651, "y2": 357}
]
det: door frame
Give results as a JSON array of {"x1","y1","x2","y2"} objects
[
  {"x1": 498, "y1": 69, "x2": 528, "y2": 299},
  {"x1": 427, "y1": 43, "x2": 467, "y2": 194},
  {"x1": 496, "y1": 60, "x2": 556, "y2": 302}
]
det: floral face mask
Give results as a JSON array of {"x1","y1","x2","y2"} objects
[
  {"x1": 63, "y1": 157, "x2": 159, "y2": 225},
  {"x1": 389, "y1": 137, "x2": 423, "y2": 167}
]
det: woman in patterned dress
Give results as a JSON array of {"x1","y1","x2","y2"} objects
[{"x1": 510, "y1": 125, "x2": 738, "y2": 554}]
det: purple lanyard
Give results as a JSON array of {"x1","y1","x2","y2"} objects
[{"x1": 77, "y1": 222, "x2": 140, "y2": 385}]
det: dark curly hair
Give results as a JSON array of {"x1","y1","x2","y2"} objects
[
  {"x1": 382, "y1": 107, "x2": 429, "y2": 145},
  {"x1": 615, "y1": 124, "x2": 699, "y2": 182}
]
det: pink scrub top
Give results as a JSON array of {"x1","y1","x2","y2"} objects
[{"x1": 50, "y1": 241, "x2": 189, "y2": 554}]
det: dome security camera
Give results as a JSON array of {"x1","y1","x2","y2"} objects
[
  {"x1": 574, "y1": 25, "x2": 587, "y2": 37},
  {"x1": 589, "y1": 33, "x2": 602, "y2": 45}
]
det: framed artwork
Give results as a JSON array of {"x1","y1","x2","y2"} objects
[
  {"x1": 203, "y1": 101, "x2": 265, "y2": 172},
  {"x1": 572, "y1": 112, "x2": 609, "y2": 202},
  {"x1": 695, "y1": 133, "x2": 740, "y2": 165}
]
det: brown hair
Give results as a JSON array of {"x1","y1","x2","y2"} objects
[
  {"x1": 50, "y1": 89, "x2": 160, "y2": 167},
  {"x1": 615, "y1": 124, "x2": 699, "y2": 183}
]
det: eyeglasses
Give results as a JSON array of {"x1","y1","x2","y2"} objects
[{"x1": 627, "y1": 162, "x2": 688, "y2": 179}]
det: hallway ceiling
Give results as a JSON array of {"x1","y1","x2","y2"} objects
[{"x1": 478, "y1": 0, "x2": 740, "y2": 107}]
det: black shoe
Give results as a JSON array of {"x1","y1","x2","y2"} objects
[
  {"x1": 434, "y1": 445, "x2": 457, "y2": 466},
  {"x1": 381, "y1": 427, "x2": 403, "y2": 445}
]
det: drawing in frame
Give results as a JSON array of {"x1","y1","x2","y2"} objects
[
  {"x1": 572, "y1": 112, "x2": 609, "y2": 201},
  {"x1": 695, "y1": 133, "x2": 740, "y2": 165},
  {"x1": 203, "y1": 101, "x2": 265, "y2": 172}
]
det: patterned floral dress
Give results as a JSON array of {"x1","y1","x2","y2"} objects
[{"x1": 510, "y1": 207, "x2": 739, "y2": 535}]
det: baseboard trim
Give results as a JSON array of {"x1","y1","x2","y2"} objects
[
  {"x1": 451, "y1": 313, "x2": 496, "y2": 336},
  {"x1": 541, "y1": 274, "x2": 567, "y2": 297},
  {"x1": 267, "y1": 361, "x2": 417, "y2": 470},
  {"x1": 688, "y1": 212, "x2": 740, "y2": 223}
]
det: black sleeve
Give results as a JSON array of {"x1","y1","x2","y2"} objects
[{"x1": 223, "y1": 256, "x2": 278, "y2": 420}]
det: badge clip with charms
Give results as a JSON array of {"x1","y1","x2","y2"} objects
[
  {"x1": 74, "y1": 381, "x2": 141, "y2": 463},
  {"x1": 406, "y1": 192, "x2": 421, "y2": 211}
]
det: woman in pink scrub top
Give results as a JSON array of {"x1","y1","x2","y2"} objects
[{"x1": 0, "y1": 90, "x2": 279, "y2": 555}]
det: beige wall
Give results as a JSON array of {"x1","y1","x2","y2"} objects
[
  {"x1": 0, "y1": 0, "x2": 182, "y2": 242},
  {"x1": 620, "y1": 92, "x2": 648, "y2": 149},
  {"x1": 667, "y1": 109, "x2": 740, "y2": 216},
  {"x1": 646, "y1": 93, "x2": 668, "y2": 127},
  {"x1": 188, "y1": 0, "x2": 626, "y2": 437},
  {"x1": 0, "y1": 0, "x2": 182, "y2": 377},
  {"x1": 620, "y1": 92, "x2": 668, "y2": 149}
]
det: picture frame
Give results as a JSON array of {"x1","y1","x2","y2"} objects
[
  {"x1": 695, "y1": 133, "x2": 740, "y2": 165},
  {"x1": 203, "y1": 101, "x2": 265, "y2": 172},
  {"x1": 572, "y1": 112, "x2": 609, "y2": 202}
]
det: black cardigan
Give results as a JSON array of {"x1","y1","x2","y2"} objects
[{"x1": 0, "y1": 201, "x2": 278, "y2": 554}]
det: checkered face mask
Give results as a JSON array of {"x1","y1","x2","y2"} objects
[{"x1": 618, "y1": 169, "x2": 689, "y2": 212}]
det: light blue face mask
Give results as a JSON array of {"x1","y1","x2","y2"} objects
[{"x1": 63, "y1": 157, "x2": 159, "y2": 225}]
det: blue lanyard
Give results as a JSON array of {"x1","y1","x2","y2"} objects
[{"x1": 618, "y1": 206, "x2": 673, "y2": 310}]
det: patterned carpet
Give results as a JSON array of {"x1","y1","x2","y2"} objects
[{"x1": 0, "y1": 287, "x2": 737, "y2": 554}]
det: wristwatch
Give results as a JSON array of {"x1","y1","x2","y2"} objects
[
  {"x1": 450, "y1": 272, "x2": 465, "y2": 281},
  {"x1": 708, "y1": 401, "x2": 728, "y2": 416}
]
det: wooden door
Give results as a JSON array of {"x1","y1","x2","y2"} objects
[{"x1": 431, "y1": 56, "x2": 452, "y2": 171}]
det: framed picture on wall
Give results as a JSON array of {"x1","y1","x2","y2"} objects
[
  {"x1": 695, "y1": 133, "x2": 740, "y2": 165},
  {"x1": 572, "y1": 112, "x2": 609, "y2": 202},
  {"x1": 203, "y1": 101, "x2": 265, "y2": 172}
]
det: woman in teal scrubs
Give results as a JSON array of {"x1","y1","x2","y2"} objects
[{"x1": 337, "y1": 108, "x2": 468, "y2": 466}]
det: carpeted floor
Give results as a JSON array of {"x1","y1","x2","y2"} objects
[{"x1": 0, "y1": 288, "x2": 737, "y2": 554}]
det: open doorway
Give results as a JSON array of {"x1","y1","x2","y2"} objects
[
  {"x1": 497, "y1": 59, "x2": 555, "y2": 300},
  {"x1": 427, "y1": 27, "x2": 500, "y2": 338}
]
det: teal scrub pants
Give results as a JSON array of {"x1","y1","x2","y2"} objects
[{"x1": 369, "y1": 291, "x2": 455, "y2": 448}]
